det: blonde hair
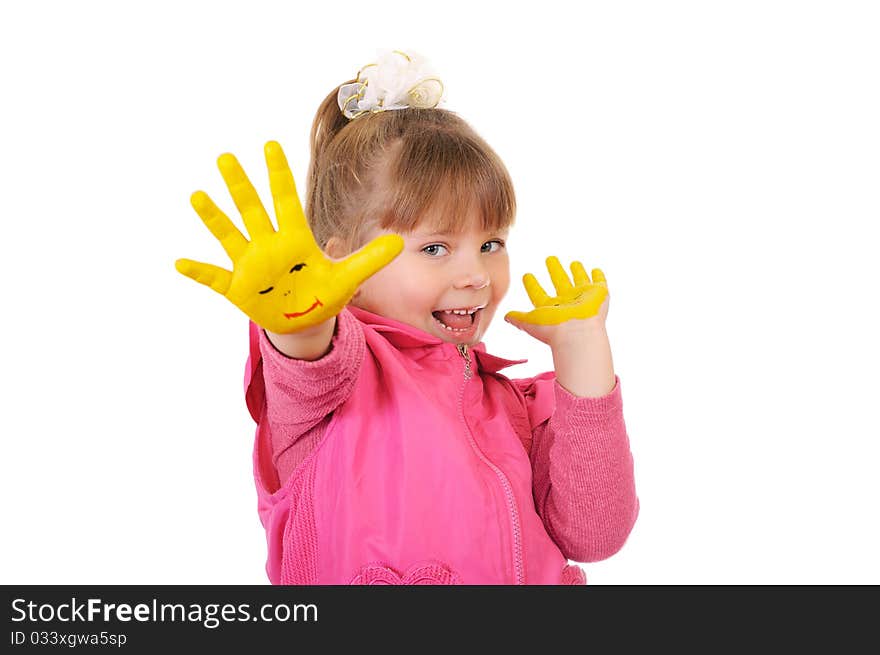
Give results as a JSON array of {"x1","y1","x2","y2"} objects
[{"x1": 305, "y1": 80, "x2": 516, "y2": 253}]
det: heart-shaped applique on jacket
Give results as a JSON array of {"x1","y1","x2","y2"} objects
[{"x1": 349, "y1": 561, "x2": 461, "y2": 585}]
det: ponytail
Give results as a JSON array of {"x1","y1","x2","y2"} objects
[{"x1": 306, "y1": 80, "x2": 355, "y2": 223}]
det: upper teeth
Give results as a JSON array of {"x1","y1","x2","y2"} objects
[{"x1": 441, "y1": 305, "x2": 484, "y2": 315}]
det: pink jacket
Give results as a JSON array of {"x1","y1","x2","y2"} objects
[{"x1": 245, "y1": 306, "x2": 638, "y2": 585}]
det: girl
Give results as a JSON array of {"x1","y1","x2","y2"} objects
[{"x1": 176, "y1": 50, "x2": 638, "y2": 585}]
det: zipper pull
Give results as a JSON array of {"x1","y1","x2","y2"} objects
[{"x1": 456, "y1": 343, "x2": 473, "y2": 380}]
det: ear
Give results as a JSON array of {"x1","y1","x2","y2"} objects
[{"x1": 324, "y1": 236, "x2": 348, "y2": 260}]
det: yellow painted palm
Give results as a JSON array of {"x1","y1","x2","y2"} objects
[
  {"x1": 505, "y1": 256, "x2": 608, "y2": 325},
  {"x1": 176, "y1": 141, "x2": 403, "y2": 333}
]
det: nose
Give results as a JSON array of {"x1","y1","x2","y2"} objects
[{"x1": 453, "y1": 270, "x2": 491, "y2": 290}]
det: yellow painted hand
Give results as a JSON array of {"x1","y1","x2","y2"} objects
[
  {"x1": 505, "y1": 256, "x2": 609, "y2": 327},
  {"x1": 175, "y1": 141, "x2": 403, "y2": 333}
]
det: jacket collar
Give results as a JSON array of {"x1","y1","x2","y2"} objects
[{"x1": 346, "y1": 305, "x2": 527, "y2": 374}]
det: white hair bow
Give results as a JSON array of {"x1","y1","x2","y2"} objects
[{"x1": 337, "y1": 49, "x2": 446, "y2": 119}]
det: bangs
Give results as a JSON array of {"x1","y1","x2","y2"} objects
[{"x1": 375, "y1": 129, "x2": 515, "y2": 235}]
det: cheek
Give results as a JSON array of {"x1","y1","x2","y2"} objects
[
  {"x1": 351, "y1": 265, "x2": 390, "y2": 310},
  {"x1": 355, "y1": 257, "x2": 431, "y2": 316},
  {"x1": 491, "y1": 259, "x2": 511, "y2": 298},
  {"x1": 496, "y1": 271, "x2": 511, "y2": 296},
  {"x1": 395, "y1": 275, "x2": 437, "y2": 313}
]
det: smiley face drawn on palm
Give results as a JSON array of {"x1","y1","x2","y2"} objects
[
  {"x1": 176, "y1": 141, "x2": 403, "y2": 334},
  {"x1": 222, "y1": 230, "x2": 335, "y2": 331}
]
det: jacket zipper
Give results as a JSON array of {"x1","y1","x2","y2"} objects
[
  {"x1": 456, "y1": 343, "x2": 473, "y2": 379},
  {"x1": 455, "y1": 344, "x2": 525, "y2": 585}
]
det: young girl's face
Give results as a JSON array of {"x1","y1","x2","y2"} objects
[{"x1": 351, "y1": 210, "x2": 511, "y2": 346}]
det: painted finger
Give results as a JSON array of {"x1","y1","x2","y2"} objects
[
  {"x1": 571, "y1": 261, "x2": 590, "y2": 287},
  {"x1": 337, "y1": 234, "x2": 404, "y2": 286},
  {"x1": 523, "y1": 273, "x2": 551, "y2": 307},
  {"x1": 503, "y1": 310, "x2": 530, "y2": 325},
  {"x1": 591, "y1": 268, "x2": 607, "y2": 287},
  {"x1": 514, "y1": 306, "x2": 568, "y2": 326},
  {"x1": 190, "y1": 191, "x2": 248, "y2": 261},
  {"x1": 217, "y1": 152, "x2": 275, "y2": 238},
  {"x1": 265, "y1": 141, "x2": 310, "y2": 237},
  {"x1": 175, "y1": 258, "x2": 233, "y2": 295},
  {"x1": 546, "y1": 256, "x2": 574, "y2": 295}
]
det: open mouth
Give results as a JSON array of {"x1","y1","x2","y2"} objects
[
  {"x1": 284, "y1": 298, "x2": 323, "y2": 319},
  {"x1": 431, "y1": 304, "x2": 486, "y2": 332}
]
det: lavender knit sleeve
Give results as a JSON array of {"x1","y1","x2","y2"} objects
[
  {"x1": 519, "y1": 375, "x2": 639, "y2": 563},
  {"x1": 259, "y1": 309, "x2": 366, "y2": 484}
]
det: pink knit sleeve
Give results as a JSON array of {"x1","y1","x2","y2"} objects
[
  {"x1": 259, "y1": 309, "x2": 366, "y2": 485},
  {"x1": 513, "y1": 375, "x2": 639, "y2": 563}
]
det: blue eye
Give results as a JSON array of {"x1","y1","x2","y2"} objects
[
  {"x1": 482, "y1": 239, "x2": 505, "y2": 253},
  {"x1": 422, "y1": 244, "x2": 449, "y2": 257}
]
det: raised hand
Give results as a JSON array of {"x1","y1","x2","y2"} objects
[
  {"x1": 175, "y1": 141, "x2": 403, "y2": 333},
  {"x1": 504, "y1": 256, "x2": 609, "y2": 346}
]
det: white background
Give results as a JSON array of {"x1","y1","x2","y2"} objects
[{"x1": 1, "y1": 0, "x2": 878, "y2": 585}]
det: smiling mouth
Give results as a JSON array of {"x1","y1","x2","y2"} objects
[
  {"x1": 284, "y1": 298, "x2": 323, "y2": 319},
  {"x1": 431, "y1": 304, "x2": 487, "y2": 332}
]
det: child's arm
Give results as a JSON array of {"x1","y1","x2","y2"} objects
[
  {"x1": 550, "y1": 325, "x2": 615, "y2": 398},
  {"x1": 265, "y1": 317, "x2": 336, "y2": 361},
  {"x1": 259, "y1": 308, "x2": 366, "y2": 484},
  {"x1": 506, "y1": 258, "x2": 638, "y2": 561},
  {"x1": 176, "y1": 141, "x2": 402, "y2": 487},
  {"x1": 517, "y1": 375, "x2": 638, "y2": 563}
]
